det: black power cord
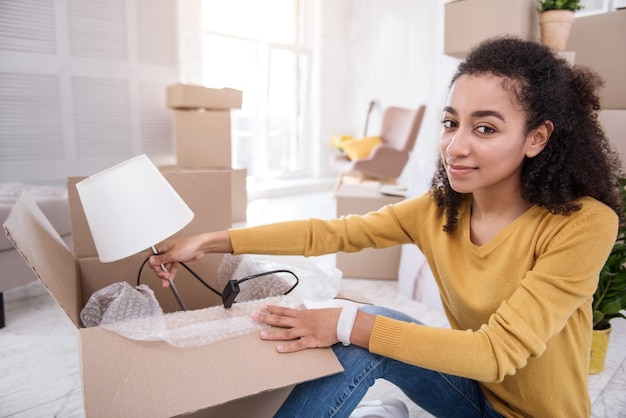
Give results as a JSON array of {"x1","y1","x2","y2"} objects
[{"x1": 137, "y1": 257, "x2": 299, "y2": 309}]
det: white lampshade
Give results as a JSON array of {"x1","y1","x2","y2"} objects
[{"x1": 76, "y1": 154, "x2": 194, "y2": 263}]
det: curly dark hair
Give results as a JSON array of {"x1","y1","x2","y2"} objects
[{"x1": 431, "y1": 36, "x2": 624, "y2": 233}]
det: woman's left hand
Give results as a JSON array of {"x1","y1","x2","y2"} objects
[{"x1": 252, "y1": 305, "x2": 342, "y2": 353}]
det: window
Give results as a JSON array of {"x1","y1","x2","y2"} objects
[{"x1": 201, "y1": 0, "x2": 315, "y2": 181}]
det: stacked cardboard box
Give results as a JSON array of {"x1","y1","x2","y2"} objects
[
  {"x1": 567, "y1": 10, "x2": 626, "y2": 111},
  {"x1": 166, "y1": 83, "x2": 247, "y2": 223},
  {"x1": 567, "y1": 10, "x2": 626, "y2": 165},
  {"x1": 444, "y1": 0, "x2": 540, "y2": 58}
]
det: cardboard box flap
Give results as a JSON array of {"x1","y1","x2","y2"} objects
[
  {"x1": 3, "y1": 192, "x2": 82, "y2": 327},
  {"x1": 81, "y1": 328, "x2": 343, "y2": 417}
]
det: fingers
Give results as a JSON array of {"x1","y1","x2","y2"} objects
[
  {"x1": 251, "y1": 307, "x2": 304, "y2": 353},
  {"x1": 149, "y1": 245, "x2": 172, "y2": 268},
  {"x1": 148, "y1": 241, "x2": 177, "y2": 281},
  {"x1": 149, "y1": 257, "x2": 179, "y2": 283},
  {"x1": 252, "y1": 305, "x2": 342, "y2": 353},
  {"x1": 251, "y1": 305, "x2": 299, "y2": 330}
]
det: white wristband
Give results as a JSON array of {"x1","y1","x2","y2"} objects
[{"x1": 337, "y1": 305, "x2": 359, "y2": 346}]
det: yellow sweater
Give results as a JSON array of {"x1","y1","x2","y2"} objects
[{"x1": 229, "y1": 193, "x2": 618, "y2": 417}]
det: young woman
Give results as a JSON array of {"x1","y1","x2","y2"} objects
[{"x1": 150, "y1": 37, "x2": 623, "y2": 417}]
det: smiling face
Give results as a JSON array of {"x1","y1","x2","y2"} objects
[{"x1": 440, "y1": 74, "x2": 550, "y2": 198}]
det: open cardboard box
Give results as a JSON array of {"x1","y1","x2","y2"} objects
[{"x1": 3, "y1": 169, "x2": 342, "y2": 417}]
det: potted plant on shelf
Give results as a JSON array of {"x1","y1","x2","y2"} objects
[
  {"x1": 537, "y1": 0, "x2": 583, "y2": 51},
  {"x1": 590, "y1": 177, "x2": 626, "y2": 374}
]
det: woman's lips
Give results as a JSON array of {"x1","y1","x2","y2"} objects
[{"x1": 447, "y1": 163, "x2": 476, "y2": 176}]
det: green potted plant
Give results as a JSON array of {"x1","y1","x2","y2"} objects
[
  {"x1": 537, "y1": 0, "x2": 583, "y2": 12},
  {"x1": 537, "y1": 0, "x2": 583, "y2": 51},
  {"x1": 590, "y1": 177, "x2": 626, "y2": 374}
]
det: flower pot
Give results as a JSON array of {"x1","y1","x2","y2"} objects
[
  {"x1": 589, "y1": 326, "x2": 612, "y2": 374},
  {"x1": 540, "y1": 10, "x2": 575, "y2": 51}
]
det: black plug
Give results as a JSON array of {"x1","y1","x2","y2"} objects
[{"x1": 221, "y1": 279, "x2": 240, "y2": 308}]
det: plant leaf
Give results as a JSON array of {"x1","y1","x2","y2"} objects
[{"x1": 604, "y1": 301, "x2": 622, "y2": 314}]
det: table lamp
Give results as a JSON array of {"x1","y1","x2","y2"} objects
[{"x1": 76, "y1": 154, "x2": 194, "y2": 310}]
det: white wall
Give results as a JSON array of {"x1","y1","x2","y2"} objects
[{"x1": 0, "y1": 0, "x2": 179, "y2": 185}]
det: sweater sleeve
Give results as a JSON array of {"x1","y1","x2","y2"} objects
[
  {"x1": 228, "y1": 199, "x2": 420, "y2": 256},
  {"x1": 370, "y1": 198, "x2": 618, "y2": 383},
  {"x1": 370, "y1": 306, "x2": 544, "y2": 382}
]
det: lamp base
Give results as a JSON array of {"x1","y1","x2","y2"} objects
[{"x1": 151, "y1": 246, "x2": 187, "y2": 311}]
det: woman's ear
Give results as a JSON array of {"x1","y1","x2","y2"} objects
[{"x1": 526, "y1": 120, "x2": 554, "y2": 158}]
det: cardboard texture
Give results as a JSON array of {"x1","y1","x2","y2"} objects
[
  {"x1": 167, "y1": 84, "x2": 243, "y2": 110},
  {"x1": 600, "y1": 110, "x2": 626, "y2": 167},
  {"x1": 4, "y1": 175, "x2": 342, "y2": 417},
  {"x1": 567, "y1": 10, "x2": 626, "y2": 109},
  {"x1": 158, "y1": 166, "x2": 247, "y2": 226},
  {"x1": 174, "y1": 110, "x2": 232, "y2": 169},
  {"x1": 231, "y1": 168, "x2": 247, "y2": 223},
  {"x1": 444, "y1": 0, "x2": 540, "y2": 58},
  {"x1": 335, "y1": 185, "x2": 404, "y2": 280}
]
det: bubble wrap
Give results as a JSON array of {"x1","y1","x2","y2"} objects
[
  {"x1": 80, "y1": 282, "x2": 303, "y2": 347},
  {"x1": 80, "y1": 282, "x2": 166, "y2": 340},
  {"x1": 79, "y1": 255, "x2": 341, "y2": 347},
  {"x1": 217, "y1": 254, "x2": 342, "y2": 303}
]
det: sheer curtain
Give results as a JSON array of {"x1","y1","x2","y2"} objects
[{"x1": 200, "y1": 0, "x2": 318, "y2": 182}]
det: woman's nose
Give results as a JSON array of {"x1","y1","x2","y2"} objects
[{"x1": 444, "y1": 130, "x2": 469, "y2": 157}]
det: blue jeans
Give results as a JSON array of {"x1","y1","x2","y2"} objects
[{"x1": 275, "y1": 305, "x2": 503, "y2": 418}]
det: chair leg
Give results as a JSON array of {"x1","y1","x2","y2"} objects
[{"x1": 333, "y1": 174, "x2": 345, "y2": 196}]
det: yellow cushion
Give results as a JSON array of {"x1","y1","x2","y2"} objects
[
  {"x1": 342, "y1": 136, "x2": 383, "y2": 160},
  {"x1": 331, "y1": 135, "x2": 354, "y2": 151}
]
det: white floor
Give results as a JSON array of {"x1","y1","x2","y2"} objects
[{"x1": 1, "y1": 191, "x2": 625, "y2": 417}]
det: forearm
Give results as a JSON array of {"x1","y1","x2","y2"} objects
[
  {"x1": 228, "y1": 221, "x2": 314, "y2": 256},
  {"x1": 201, "y1": 230, "x2": 234, "y2": 254}
]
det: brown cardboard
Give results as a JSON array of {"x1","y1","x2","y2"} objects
[
  {"x1": 68, "y1": 170, "x2": 232, "y2": 313},
  {"x1": 167, "y1": 83, "x2": 243, "y2": 110},
  {"x1": 444, "y1": 0, "x2": 540, "y2": 58},
  {"x1": 231, "y1": 168, "x2": 247, "y2": 223},
  {"x1": 4, "y1": 184, "x2": 342, "y2": 417},
  {"x1": 158, "y1": 166, "x2": 246, "y2": 227},
  {"x1": 79, "y1": 327, "x2": 337, "y2": 417},
  {"x1": 600, "y1": 110, "x2": 626, "y2": 167},
  {"x1": 69, "y1": 170, "x2": 231, "y2": 259},
  {"x1": 335, "y1": 185, "x2": 404, "y2": 280},
  {"x1": 567, "y1": 10, "x2": 626, "y2": 109},
  {"x1": 174, "y1": 110, "x2": 232, "y2": 169}
]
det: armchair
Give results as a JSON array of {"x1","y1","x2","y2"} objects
[{"x1": 330, "y1": 105, "x2": 426, "y2": 195}]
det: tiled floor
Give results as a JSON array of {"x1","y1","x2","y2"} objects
[{"x1": 1, "y1": 191, "x2": 625, "y2": 417}]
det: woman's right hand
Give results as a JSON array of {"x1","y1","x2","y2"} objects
[{"x1": 148, "y1": 231, "x2": 233, "y2": 286}]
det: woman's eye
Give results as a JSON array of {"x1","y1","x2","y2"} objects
[
  {"x1": 475, "y1": 125, "x2": 495, "y2": 134},
  {"x1": 441, "y1": 119, "x2": 456, "y2": 129}
]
